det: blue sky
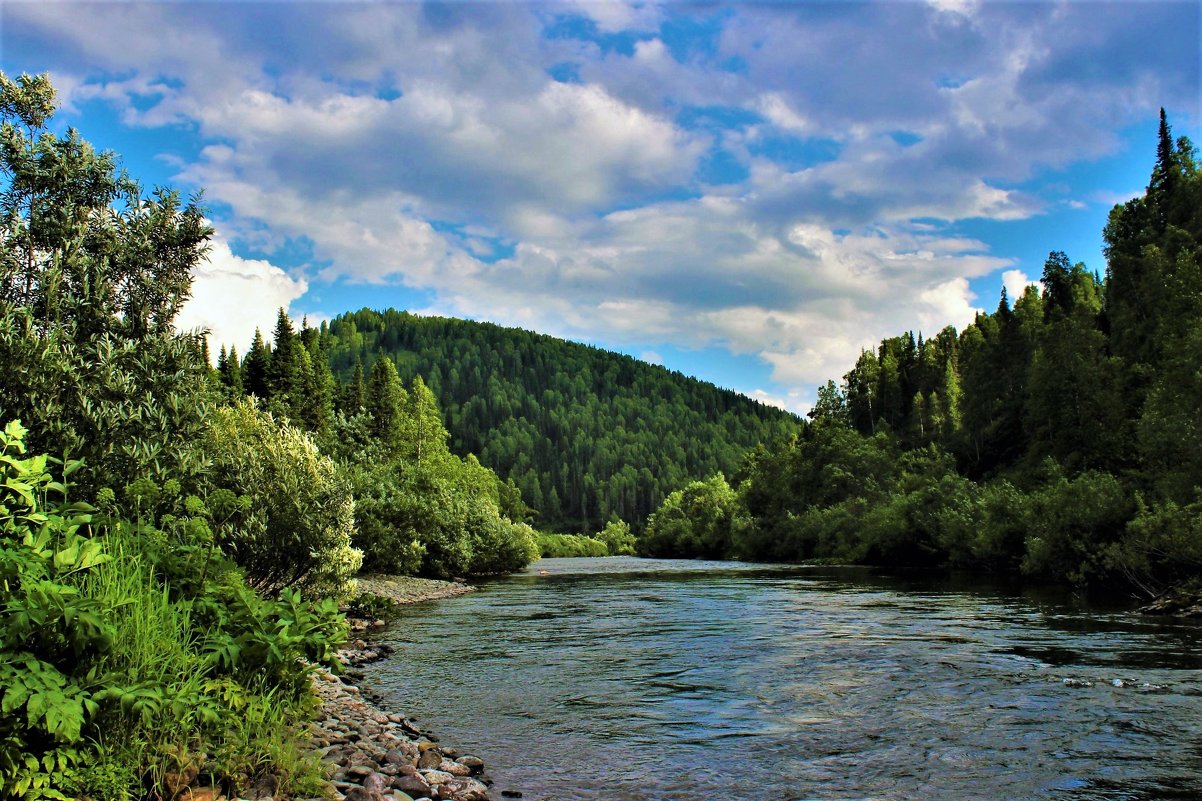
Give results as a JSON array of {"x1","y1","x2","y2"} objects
[{"x1": 4, "y1": 0, "x2": 1198, "y2": 413}]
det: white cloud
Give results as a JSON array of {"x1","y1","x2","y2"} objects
[
  {"x1": 175, "y1": 239, "x2": 308, "y2": 354},
  {"x1": 1002, "y1": 269, "x2": 1039, "y2": 301},
  {"x1": 14, "y1": 0, "x2": 1198, "y2": 408},
  {"x1": 754, "y1": 92, "x2": 809, "y2": 134}
]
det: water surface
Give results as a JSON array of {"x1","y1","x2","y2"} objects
[{"x1": 371, "y1": 557, "x2": 1202, "y2": 800}]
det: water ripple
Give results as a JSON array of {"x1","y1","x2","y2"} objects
[{"x1": 371, "y1": 558, "x2": 1202, "y2": 801}]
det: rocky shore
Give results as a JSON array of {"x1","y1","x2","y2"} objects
[{"x1": 313, "y1": 575, "x2": 508, "y2": 801}]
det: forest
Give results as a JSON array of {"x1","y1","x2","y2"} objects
[
  {"x1": 0, "y1": 72, "x2": 544, "y2": 799},
  {"x1": 642, "y1": 111, "x2": 1202, "y2": 603},
  {"x1": 2, "y1": 63, "x2": 1198, "y2": 800},
  {"x1": 214, "y1": 308, "x2": 800, "y2": 534}
]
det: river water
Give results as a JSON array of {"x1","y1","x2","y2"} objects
[{"x1": 370, "y1": 557, "x2": 1202, "y2": 801}]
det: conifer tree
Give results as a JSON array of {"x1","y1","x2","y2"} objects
[
  {"x1": 221, "y1": 344, "x2": 244, "y2": 396},
  {"x1": 343, "y1": 362, "x2": 366, "y2": 413},
  {"x1": 267, "y1": 307, "x2": 298, "y2": 405},
  {"x1": 365, "y1": 357, "x2": 406, "y2": 449},
  {"x1": 243, "y1": 328, "x2": 271, "y2": 399}
]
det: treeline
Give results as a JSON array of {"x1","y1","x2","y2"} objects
[
  {"x1": 213, "y1": 309, "x2": 801, "y2": 534},
  {"x1": 642, "y1": 111, "x2": 1202, "y2": 599},
  {"x1": 323, "y1": 311, "x2": 800, "y2": 532},
  {"x1": 0, "y1": 73, "x2": 360, "y2": 798},
  {"x1": 212, "y1": 307, "x2": 540, "y2": 578}
]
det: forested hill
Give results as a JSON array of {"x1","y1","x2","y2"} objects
[
  {"x1": 640, "y1": 110, "x2": 1202, "y2": 600},
  {"x1": 319, "y1": 309, "x2": 801, "y2": 532}
]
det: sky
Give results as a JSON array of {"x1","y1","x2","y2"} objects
[{"x1": 3, "y1": 1, "x2": 1199, "y2": 414}]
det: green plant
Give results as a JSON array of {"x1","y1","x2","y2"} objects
[
  {"x1": 347, "y1": 591, "x2": 399, "y2": 621},
  {"x1": 202, "y1": 399, "x2": 361, "y2": 599}
]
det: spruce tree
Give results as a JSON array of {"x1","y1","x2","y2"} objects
[
  {"x1": 343, "y1": 362, "x2": 366, "y2": 413},
  {"x1": 222, "y1": 344, "x2": 244, "y2": 396},
  {"x1": 267, "y1": 308, "x2": 298, "y2": 405},
  {"x1": 243, "y1": 328, "x2": 271, "y2": 399},
  {"x1": 365, "y1": 357, "x2": 406, "y2": 449}
]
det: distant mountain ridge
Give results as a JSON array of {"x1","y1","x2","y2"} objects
[{"x1": 321, "y1": 308, "x2": 801, "y2": 532}]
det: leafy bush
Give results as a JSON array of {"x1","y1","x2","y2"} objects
[
  {"x1": 351, "y1": 451, "x2": 538, "y2": 578},
  {"x1": 1021, "y1": 463, "x2": 1132, "y2": 585},
  {"x1": 639, "y1": 474, "x2": 747, "y2": 559},
  {"x1": 536, "y1": 532, "x2": 609, "y2": 558},
  {"x1": 597, "y1": 518, "x2": 637, "y2": 555},
  {"x1": 202, "y1": 399, "x2": 361, "y2": 599},
  {"x1": 0, "y1": 420, "x2": 342, "y2": 800}
]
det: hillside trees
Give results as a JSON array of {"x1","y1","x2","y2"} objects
[
  {"x1": 0, "y1": 72, "x2": 346, "y2": 799},
  {"x1": 641, "y1": 110, "x2": 1202, "y2": 596},
  {"x1": 316, "y1": 310, "x2": 800, "y2": 533}
]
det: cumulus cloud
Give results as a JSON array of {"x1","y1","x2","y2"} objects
[
  {"x1": 175, "y1": 239, "x2": 308, "y2": 354},
  {"x1": 1002, "y1": 269, "x2": 1039, "y2": 301},
  {"x1": 11, "y1": 0, "x2": 1198, "y2": 405}
]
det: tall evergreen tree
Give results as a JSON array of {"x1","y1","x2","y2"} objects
[
  {"x1": 221, "y1": 344, "x2": 244, "y2": 397},
  {"x1": 365, "y1": 357, "x2": 406, "y2": 449},
  {"x1": 342, "y1": 361, "x2": 366, "y2": 413},
  {"x1": 243, "y1": 328, "x2": 271, "y2": 399},
  {"x1": 267, "y1": 307, "x2": 298, "y2": 406}
]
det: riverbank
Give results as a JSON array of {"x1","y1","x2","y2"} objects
[{"x1": 311, "y1": 574, "x2": 500, "y2": 801}]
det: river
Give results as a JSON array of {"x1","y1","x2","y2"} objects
[{"x1": 370, "y1": 557, "x2": 1202, "y2": 801}]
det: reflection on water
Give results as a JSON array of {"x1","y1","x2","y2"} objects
[{"x1": 371, "y1": 557, "x2": 1202, "y2": 801}]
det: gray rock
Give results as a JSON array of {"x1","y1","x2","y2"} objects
[
  {"x1": 343, "y1": 788, "x2": 378, "y2": 801},
  {"x1": 438, "y1": 760, "x2": 471, "y2": 777},
  {"x1": 391, "y1": 775, "x2": 431, "y2": 798},
  {"x1": 454, "y1": 756, "x2": 484, "y2": 774},
  {"x1": 417, "y1": 750, "x2": 443, "y2": 770}
]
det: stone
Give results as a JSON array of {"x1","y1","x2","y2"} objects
[
  {"x1": 417, "y1": 750, "x2": 443, "y2": 770},
  {"x1": 440, "y1": 778, "x2": 490, "y2": 801},
  {"x1": 249, "y1": 773, "x2": 279, "y2": 801},
  {"x1": 438, "y1": 759, "x2": 471, "y2": 777},
  {"x1": 391, "y1": 775, "x2": 431, "y2": 798},
  {"x1": 455, "y1": 756, "x2": 484, "y2": 774},
  {"x1": 364, "y1": 773, "x2": 388, "y2": 793},
  {"x1": 500, "y1": 791, "x2": 524, "y2": 799},
  {"x1": 179, "y1": 788, "x2": 225, "y2": 801},
  {"x1": 163, "y1": 762, "x2": 200, "y2": 796},
  {"x1": 420, "y1": 770, "x2": 454, "y2": 787},
  {"x1": 348, "y1": 764, "x2": 375, "y2": 779},
  {"x1": 343, "y1": 788, "x2": 379, "y2": 801}
]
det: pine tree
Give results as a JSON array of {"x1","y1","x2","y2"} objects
[
  {"x1": 365, "y1": 357, "x2": 406, "y2": 449},
  {"x1": 302, "y1": 334, "x2": 335, "y2": 434},
  {"x1": 342, "y1": 362, "x2": 366, "y2": 413},
  {"x1": 221, "y1": 344, "x2": 244, "y2": 396},
  {"x1": 267, "y1": 307, "x2": 298, "y2": 407},
  {"x1": 243, "y1": 328, "x2": 271, "y2": 399}
]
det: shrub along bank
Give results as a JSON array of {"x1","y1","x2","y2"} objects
[{"x1": 0, "y1": 71, "x2": 540, "y2": 799}]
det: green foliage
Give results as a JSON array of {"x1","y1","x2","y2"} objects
[
  {"x1": 639, "y1": 474, "x2": 747, "y2": 559},
  {"x1": 0, "y1": 71, "x2": 213, "y2": 499},
  {"x1": 0, "y1": 73, "x2": 346, "y2": 799},
  {"x1": 350, "y1": 456, "x2": 538, "y2": 578},
  {"x1": 347, "y1": 591, "x2": 400, "y2": 621},
  {"x1": 717, "y1": 111, "x2": 1202, "y2": 596},
  {"x1": 597, "y1": 517, "x2": 637, "y2": 555},
  {"x1": 318, "y1": 309, "x2": 800, "y2": 533},
  {"x1": 536, "y1": 531, "x2": 609, "y2": 558},
  {"x1": 201, "y1": 399, "x2": 362, "y2": 599},
  {"x1": 0, "y1": 420, "x2": 346, "y2": 800}
]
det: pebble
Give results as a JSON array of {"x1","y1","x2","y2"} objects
[{"x1": 302, "y1": 589, "x2": 516, "y2": 801}]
